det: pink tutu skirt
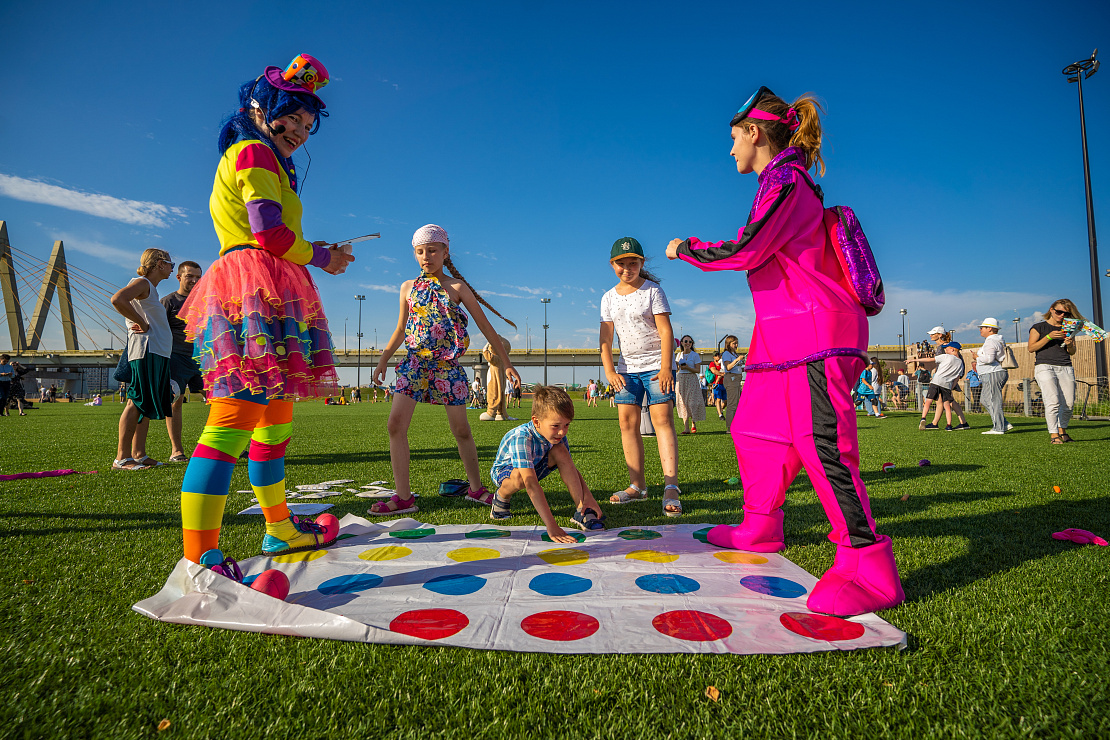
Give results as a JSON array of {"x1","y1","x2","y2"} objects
[{"x1": 179, "y1": 247, "x2": 340, "y2": 400}]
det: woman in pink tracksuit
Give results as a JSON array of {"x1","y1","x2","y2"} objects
[{"x1": 666, "y1": 86, "x2": 904, "y2": 617}]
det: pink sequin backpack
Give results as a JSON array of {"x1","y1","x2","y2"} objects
[{"x1": 794, "y1": 166, "x2": 886, "y2": 317}]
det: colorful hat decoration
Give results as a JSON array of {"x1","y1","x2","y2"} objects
[{"x1": 263, "y1": 53, "x2": 330, "y2": 108}]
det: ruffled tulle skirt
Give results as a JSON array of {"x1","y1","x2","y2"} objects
[{"x1": 179, "y1": 248, "x2": 340, "y2": 400}]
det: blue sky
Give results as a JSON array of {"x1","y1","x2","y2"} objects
[{"x1": 2, "y1": 0, "x2": 1107, "y2": 383}]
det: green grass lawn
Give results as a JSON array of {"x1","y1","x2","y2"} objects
[{"x1": 2, "y1": 400, "x2": 1108, "y2": 739}]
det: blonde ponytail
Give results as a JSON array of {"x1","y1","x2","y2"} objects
[{"x1": 789, "y1": 94, "x2": 826, "y2": 176}]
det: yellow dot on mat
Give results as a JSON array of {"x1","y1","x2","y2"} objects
[
  {"x1": 713, "y1": 552, "x2": 768, "y2": 564},
  {"x1": 272, "y1": 549, "x2": 327, "y2": 564},
  {"x1": 446, "y1": 547, "x2": 501, "y2": 562},
  {"x1": 626, "y1": 549, "x2": 678, "y2": 564},
  {"x1": 358, "y1": 546, "x2": 412, "y2": 561},
  {"x1": 538, "y1": 548, "x2": 589, "y2": 566}
]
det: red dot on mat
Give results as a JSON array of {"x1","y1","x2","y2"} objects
[
  {"x1": 779, "y1": 612, "x2": 866, "y2": 642},
  {"x1": 652, "y1": 610, "x2": 733, "y2": 642},
  {"x1": 389, "y1": 609, "x2": 469, "y2": 640},
  {"x1": 520, "y1": 610, "x2": 600, "y2": 641}
]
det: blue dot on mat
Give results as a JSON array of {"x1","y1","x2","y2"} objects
[
  {"x1": 423, "y1": 573, "x2": 487, "y2": 596},
  {"x1": 317, "y1": 574, "x2": 384, "y2": 595},
  {"x1": 739, "y1": 575, "x2": 807, "y2": 598},
  {"x1": 529, "y1": 572, "x2": 593, "y2": 597},
  {"x1": 241, "y1": 574, "x2": 259, "y2": 586},
  {"x1": 635, "y1": 573, "x2": 702, "y2": 595}
]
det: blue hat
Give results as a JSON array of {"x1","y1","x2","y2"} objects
[{"x1": 941, "y1": 341, "x2": 962, "y2": 350}]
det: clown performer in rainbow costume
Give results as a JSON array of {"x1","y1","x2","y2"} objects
[
  {"x1": 666, "y1": 87, "x2": 904, "y2": 616},
  {"x1": 176, "y1": 54, "x2": 354, "y2": 577}
]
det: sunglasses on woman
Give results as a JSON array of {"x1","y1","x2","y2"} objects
[{"x1": 1052, "y1": 308, "x2": 1071, "y2": 317}]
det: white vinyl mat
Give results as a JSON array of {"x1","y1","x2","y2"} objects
[{"x1": 134, "y1": 516, "x2": 906, "y2": 654}]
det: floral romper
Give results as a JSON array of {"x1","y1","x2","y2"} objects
[{"x1": 394, "y1": 273, "x2": 471, "y2": 405}]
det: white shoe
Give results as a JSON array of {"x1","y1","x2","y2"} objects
[
  {"x1": 1005, "y1": 423, "x2": 1014, "y2": 431},
  {"x1": 982, "y1": 429, "x2": 1005, "y2": 435}
]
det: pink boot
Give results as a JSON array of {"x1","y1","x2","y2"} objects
[
  {"x1": 706, "y1": 509, "x2": 785, "y2": 553},
  {"x1": 806, "y1": 534, "x2": 905, "y2": 616}
]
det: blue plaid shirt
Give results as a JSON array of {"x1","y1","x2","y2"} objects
[{"x1": 490, "y1": 422, "x2": 569, "y2": 483}]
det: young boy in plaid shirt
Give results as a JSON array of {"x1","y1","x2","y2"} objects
[{"x1": 489, "y1": 386, "x2": 606, "y2": 541}]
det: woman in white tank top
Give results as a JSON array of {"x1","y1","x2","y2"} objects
[{"x1": 110, "y1": 249, "x2": 176, "y2": 470}]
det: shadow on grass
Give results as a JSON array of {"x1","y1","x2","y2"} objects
[
  {"x1": 884, "y1": 493, "x2": 1110, "y2": 602},
  {"x1": 289, "y1": 445, "x2": 500, "y2": 465},
  {"x1": 0, "y1": 511, "x2": 179, "y2": 538}
]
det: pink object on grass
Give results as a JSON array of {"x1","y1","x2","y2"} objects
[
  {"x1": 1052, "y1": 529, "x2": 1108, "y2": 547},
  {"x1": 0, "y1": 469, "x2": 95, "y2": 481}
]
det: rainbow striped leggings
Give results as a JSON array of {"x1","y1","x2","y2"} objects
[{"x1": 180, "y1": 393, "x2": 294, "y2": 562}]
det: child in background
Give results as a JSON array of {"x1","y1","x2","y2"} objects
[
  {"x1": 371, "y1": 224, "x2": 520, "y2": 516},
  {"x1": 600, "y1": 237, "x2": 682, "y2": 517},
  {"x1": 923, "y1": 342, "x2": 971, "y2": 431},
  {"x1": 490, "y1": 386, "x2": 606, "y2": 539}
]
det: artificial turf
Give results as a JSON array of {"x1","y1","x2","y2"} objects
[{"x1": 2, "y1": 399, "x2": 1108, "y2": 739}]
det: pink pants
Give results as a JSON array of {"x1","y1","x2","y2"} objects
[{"x1": 732, "y1": 356, "x2": 878, "y2": 548}]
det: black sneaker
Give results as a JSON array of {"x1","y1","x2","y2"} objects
[
  {"x1": 955, "y1": 423, "x2": 971, "y2": 431},
  {"x1": 945, "y1": 425, "x2": 954, "y2": 431},
  {"x1": 923, "y1": 423, "x2": 939, "y2": 430}
]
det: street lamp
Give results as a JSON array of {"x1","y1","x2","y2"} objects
[
  {"x1": 899, "y1": 308, "x2": 908, "y2": 361},
  {"x1": 355, "y1": 295, "x2": 366, "y2": 388},
  {"x1": 1013, "y1": 317, "x2": 1021, "y2": 344},
  {"x1": 1063, "y1": 49, "x2": 1105, "y2": 380},
  {"x1": 540, "y1": 298, "x2": 551, "y2": 385}
]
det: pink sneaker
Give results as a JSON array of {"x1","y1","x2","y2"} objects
[
  {"x1": 706, "y1": 510, "x2": 785, "y2": 553},
  {"x1": 807, "y1": 534, "x2": 905, "y2": 616}
]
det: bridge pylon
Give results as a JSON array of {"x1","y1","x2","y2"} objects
[{"x1": 0, "y1": 222, "x2": 79, "y2": 351}]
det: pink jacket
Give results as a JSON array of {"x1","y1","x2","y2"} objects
[{"x1": 677, "y1": 147, "x2": 868, "y2": 367}]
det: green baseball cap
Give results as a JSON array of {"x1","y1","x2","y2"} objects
[{"x1": 610, "y1": 237, "x2": 644, "y2": 262}]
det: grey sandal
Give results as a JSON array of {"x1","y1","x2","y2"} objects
[
  {"x1": 662, "y1": 484, "x2": 683, "y2": 518},
  {"x1": 610, "y1": 484, "x2": 648, "y2": 504}
]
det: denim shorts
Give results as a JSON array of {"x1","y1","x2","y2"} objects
[{"x1": 614, "y1": 370, "x2": 675, "y2": 407}]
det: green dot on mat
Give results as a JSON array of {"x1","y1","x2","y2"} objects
[
  {"x1": 466, "y1": 529, "x2": 512, "y2": 539},
  {"x1": 542, "y1": 531, "x2": 586, "y2": 543},
  {"x1": 618, "y1": 529, "x2": 662, "y2": 540},
  {"x1": 693, "y1": 527, "x2": 713, "y2": 544},
  {"x1": 389, "y1": 528, "x2": 436, "y2": 539},
  {"x1": 335, "y1": 533, "x2": 357, "y2": 541}
]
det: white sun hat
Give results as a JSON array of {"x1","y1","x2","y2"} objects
[{"x1": 979, "y1": 317, "x2": 1000, "y2": 329}]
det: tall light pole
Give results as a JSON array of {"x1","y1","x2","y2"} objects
[
  {"x1": 1063, "y1": 49, "x2": 1105, "y2": 380},
  {"x1": 899, "y1": 308, "x2": 907, "y2": 362},
  {"x1": 525, "y1": 317, "x2": 530, "y2": 353},
  {"x1": 1013, "y1": 317, "x2": 1021, "y2": 344},
  {"x1": 540, "y1": 298, "x2": 551, "y2": 385},
  {"x1": 355, "y1": 295, "x2": 366, "y2": 388}
]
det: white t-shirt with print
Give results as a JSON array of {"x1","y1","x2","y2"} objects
[{"x1": 600, "y1": 280, "x2": 675, "y2": 374}]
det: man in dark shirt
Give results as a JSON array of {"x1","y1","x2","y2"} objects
[{"x1": 162, "y1": 261, "x2": 203, "y2": 461}]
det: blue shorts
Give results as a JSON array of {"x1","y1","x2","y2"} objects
[
  {"x1": 712, "y1": 384, "x2": 727, "y2": 402},
  {"x1": 615, "y1": 370, "x2": 675, "y2": 407}
]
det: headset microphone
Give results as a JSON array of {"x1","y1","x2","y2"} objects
[{"x1": 268, "y1": 123, "x2": 286, "y2": 135}]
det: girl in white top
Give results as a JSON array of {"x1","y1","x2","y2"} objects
[
  {"x1": 109, "y1": 248, "x2": 176, "y2": 470},
  {"x1": 599, "y1": 237, "x2": 682, "y2": 516},
  {"x1": 675, "y1": 335, "x2": 704, "y2": 433}
]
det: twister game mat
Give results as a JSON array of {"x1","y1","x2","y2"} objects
[{"x1": 134, "y1": 516, "x2": 906, "y2": 654}]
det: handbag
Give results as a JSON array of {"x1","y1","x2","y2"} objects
[{"x1": 1001, "y1": 345, "x2": 1019, "y2": 370}]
